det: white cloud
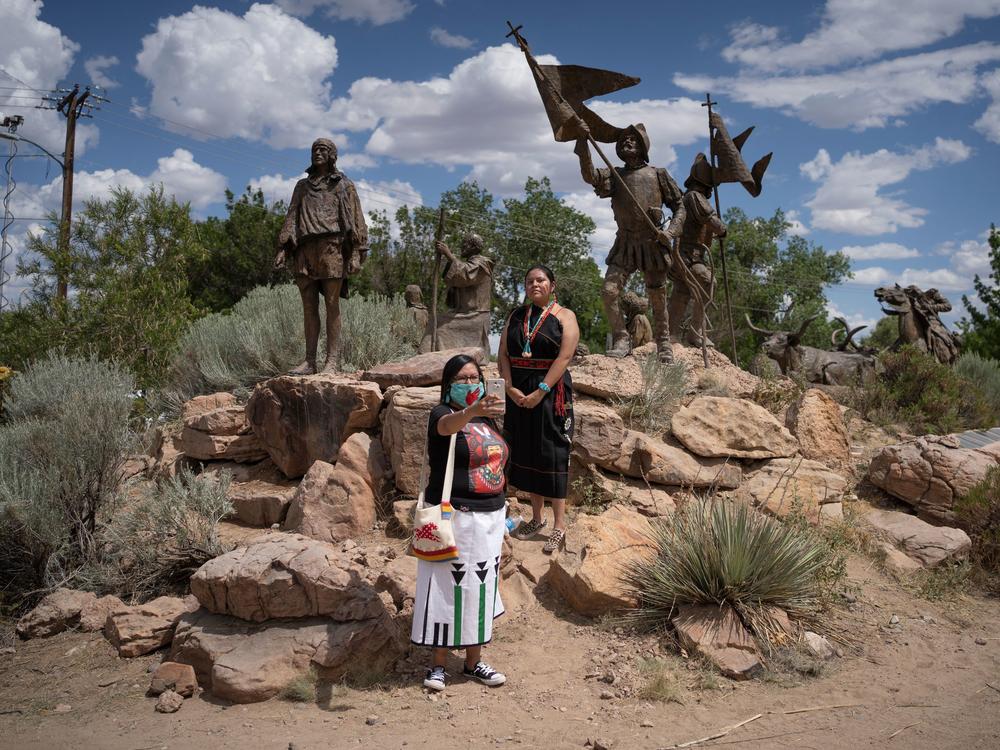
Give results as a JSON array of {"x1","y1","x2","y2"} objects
[
  {"x1": 854, "y1": 265, "x2": 971, "y2": 291},
  {"x1": 0, "y1": 0, "x2": 98, "y2": 155},
  {"x1": 975, "y1": 67, "x2": 1000, "y2": 142},
  {"x1": 15, "y1": 148, "x2": 226, "y2": 216},
  {"x1": 939, "y1": 236, "x2": 993, "y2": 277},
  {"x1": 785, "y1": 209, "x2": 809, "y2": 236},
  {"x1": 84, "y1": 55, "x2": 119, "y2": 89},
  {"x1": 136, "y1": 4, "x2": 344, "y2": 149},
  {"x1": 676, "y1": 43, "x2": 1000, "y2": 130},
  {"x1": 562, "y1": 191, "x2": 617, "y2": 265},
  {"x1": 249, "y1": 172, "x2": 421, "y2": 218},
  {"x1": 799, "y1": 138, "x2": 971, "y2": 234},
  {"x1": 430, "y1": 27, "x2": 476, "y2": 50},
  {"x1": 838, "y1": 242, "x2": 921, "y2": 260},
  {"x1": 722, "y1": 0, "x2": 1000, "y2": 71},
  {"x1": 329, "y1": 45, "x2": 706, "y2": 195},
  {"x1": 826, "y1": 300, "x2": 877, "y2": 332},
  {"x1": 274, "y1": 0, "x2": 414, "y2": 24}
]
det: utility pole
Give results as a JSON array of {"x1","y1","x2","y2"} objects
[{"x1": 39, "y1": 84, "x2": 108, "y2": 301}]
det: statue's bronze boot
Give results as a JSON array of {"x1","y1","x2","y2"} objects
[
  {"x1": 289, "y1": 359, "x2": 317, "y2": 376},
  {"x1": 606, "y1": 333, "x2": 631, "y2": 359}
]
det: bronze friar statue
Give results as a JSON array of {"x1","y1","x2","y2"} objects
[
  {"x1": 576, "y1": 126, "x2": 681, "y2": 362},
  {"x1": 275, "y1": 138, "x2": 368, "y2": 374},
  {"x1": 419, "y1": 233, "x2": 494, "y2": 353}
]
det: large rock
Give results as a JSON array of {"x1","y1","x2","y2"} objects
[
  {"x1": 190, "y1": 533, "x2": 387, "y2": 622},
  {"x1": 672, "y1": 603, "x2": 763, "y2": 680},
  {"x1": 609, "y1": 431, "x2": 743, "y2": 490},
  {"x1": 16, "y1": 588, "x2": 96, "y2": 639},
  {"x1": 736, "y1": 457, "x2": 847, "y2": 524},
  {"x1": 79, "y1": 595, "x2": 126, "y2": 632},
  {"x1": 246, "y1": 374, "x2": 383, "y2": 479},
  {"x1": 282, "y1": 433, "x2": 388, "y2": 543},
  {"x1": 104, "y1": 595, "x2": 199, "y2": 657},
  {"x1": 864, "y1": 509, "x2": 971, "y2": 567},
  {"x1": 672, "y1": 396, "x2": 798, "y2": 459},
  {"x1": 170, "y1": 606, "x2": 406, "y2": 704},
  {"x1": 666, "y1": 343, "x2": 761, "y2": 399},
  {"x1": 381, "y1": 386, "x2": 438, "y2": 496},
  {"x1": 182, "y1": 392, "x2": 237, "y2": 420},
  {"x1": 148, "y1": 425, "x2": 189, "y2": 478},
  {"x1": 868, "y1": 435, "x2": 1000, "y2": 524},
  {"x1": 179, "y1": 427, "x2": 268, "y2": 463},
  {"x1": 184, "y1": 404, "x2": 246, "y2": 436},
  {"x1": 548, "y1": 505, "x2": 655, "y2": 617},
  {"x1": 785, "y1": 389, "x2": 851, "y2": 471},
  {"x1": 573, "y1": 465, "x2": 676, "y2": 517},
  {"x1": 228, "y1": 479, "x2": 297, "y2": 527},
  {"x1": 361, "y1": 347, "x2": 486, "y2": 389},
  {"x1": 572, "y1": 400, "x2": 629, "y2": 466},
  {"x1": 571, "y1": 355, "x2": 645, "y2": 401}
]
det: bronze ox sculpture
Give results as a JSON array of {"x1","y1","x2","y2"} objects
[{"x1": 745, "y1": 314, "x2": 876, "y2": 385}]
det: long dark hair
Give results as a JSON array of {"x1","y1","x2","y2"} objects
[{"x1": 439, "y1": 354, "x2": 484, "y2": 404}]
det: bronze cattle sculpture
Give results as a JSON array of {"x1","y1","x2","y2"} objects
[{"x1": 746, "y1": 314, "x2": 875, "y2": 385}]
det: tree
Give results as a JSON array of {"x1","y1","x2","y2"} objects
[
  {"x1": 718, "y1": 208, "x2": 851, "y2": 366},
  {"x1": 495, "y1": 177, "x2": 605, "y2": 349},
  {"x1": 354, "y1": 178, "x2": 608, "y2": 351},
  {"x1": 6, "y1": 186, "x2": 202, "y2": 387},
  {"x1": 959, "y1": 224, "x2": 1000, "y2": 359},
  {"x1": 187, "y1": 187, "x2": 289, "y2": 312},
  {"x1": 863, "y1": 315, "x2": 898, "y2": 351}
]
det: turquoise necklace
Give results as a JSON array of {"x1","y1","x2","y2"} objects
[{"x1": 522, "y1": 300, "x2": 555, "y2": 357}]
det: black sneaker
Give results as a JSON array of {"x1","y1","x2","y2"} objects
[
  {"x1": 423, "y1": 665, "x2": 446, "y2": 691},
  {"x1": 463, "y1": 661, "x2": 507, "y2": 687}
]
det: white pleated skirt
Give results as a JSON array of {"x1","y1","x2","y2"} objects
[{"x1": 411, "y1": 507, "x2": 506, "y2": 648}]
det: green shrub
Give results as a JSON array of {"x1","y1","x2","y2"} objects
[
  {"x1": 160, "y1": 284, "x2": 420, "y2": 411},
  {"x1": 625, "y1": 499, "x2": 841, "y2": 647},
  {"x1": 80, "y1": 468, "x2": 233, "y2": 601},
  {"x1": 0, "y1": 352, "x2": 135, "y2": 600},
  {"x1": 954, "y1": 465, "x2": 1000, "y2": 595},
  {"x1": 954, "y1": 352, "x2": 1000, "y2": 417},
  {"x1": 615, "y1": 356, "x2": 687, "y2": 433},
  {"x1": 339, "y1": 293, "x2": 421, "y2": 371},
  {"x1": 849, "y1": 345, "x2": 998, "y2": 434},
  {"x1": 280, "y1": 669, "x2": 318, "y2": 703}
]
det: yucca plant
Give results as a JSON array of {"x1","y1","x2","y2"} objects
[{"x1": 625, "y1": 499, "x2": 839, "y2": 646}]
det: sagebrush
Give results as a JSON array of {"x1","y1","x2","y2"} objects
[
  {"x1": 78, "y1": 468, "x2": 234, "y2": 602},
  {"x1": 0, "y1": 352, "x2": 135, "y2": 601},
  {"x1": 849, "y1": 345, "x2": 998, "y2": 434},
  {"x1": 954, "y1": 465, "x2": 1000, "y2": 596},
  {"x1": 954, "y1": 352, "x2": 1000, "y2": 418},
  {"x1": 615, "y1": 356, "x2": 687, "y2": 433},
  {"x1": 159, "y1": 284, "x2": 420, "y2": 412}
]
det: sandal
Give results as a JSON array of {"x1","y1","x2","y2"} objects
[
  {"x1": 543, "y1": 528, "x2": 566, "y2": 554},
  {"x1": 516, "y1": 517, "x2": 547, "y2": 539}
]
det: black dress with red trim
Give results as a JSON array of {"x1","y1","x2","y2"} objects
[{"x1": 504, "y1": 303, "x2": 574, "y2": 499}]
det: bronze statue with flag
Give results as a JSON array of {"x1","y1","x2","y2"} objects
[{"x1": 506, "y1": 22, "x2": 682, "y2": 363}]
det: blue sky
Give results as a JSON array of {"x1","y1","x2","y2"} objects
[{"x1": 2, "y1": 0, "x2": 999, "y2": 334}]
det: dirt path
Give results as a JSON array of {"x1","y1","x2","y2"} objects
[{"x1": 2, "y1": 558, "x2": 999, "y2": 750}]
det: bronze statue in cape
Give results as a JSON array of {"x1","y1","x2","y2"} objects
[{"x1": 275, "y1": 138, "x2": 369, "y2": 374}]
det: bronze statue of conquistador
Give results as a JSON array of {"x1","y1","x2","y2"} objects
[
  {"x1": 666, "y1": 154, "x2": 727, "y2": 347},
  {"x1": 275, "y1": 138, "x2": 368, "y2": 374},
  {"x1": 576, "y1": 125, "x2": 682, "y2": 362}
]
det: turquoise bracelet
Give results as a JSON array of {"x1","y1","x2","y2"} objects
[{"x1": 538, "y1": 382, "x2": 552, "y2": 393}]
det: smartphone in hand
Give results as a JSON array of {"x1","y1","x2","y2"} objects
[{"x1": 486, "y1": 378, "x2": 506, "y2": 412}]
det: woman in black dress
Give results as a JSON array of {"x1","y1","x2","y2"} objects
[{"x1": 498, "y1": 265, "x2": 580, "y2": 553}]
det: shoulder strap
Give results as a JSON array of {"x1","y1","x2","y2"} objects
[{"x1": 416, "y1": 414, "x2": 459, "y2": 505}]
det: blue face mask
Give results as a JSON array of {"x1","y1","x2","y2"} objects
[{"x1": 449, "y1": 381, "x2": 484, "y2": 407}]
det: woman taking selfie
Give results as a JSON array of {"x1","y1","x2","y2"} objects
[
  {"x1": 411, "y1": 354, "x2": 509, "y2": 691},
  {"x1": 498, "y1": 264, "x2": 580, "y2": 554}
]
